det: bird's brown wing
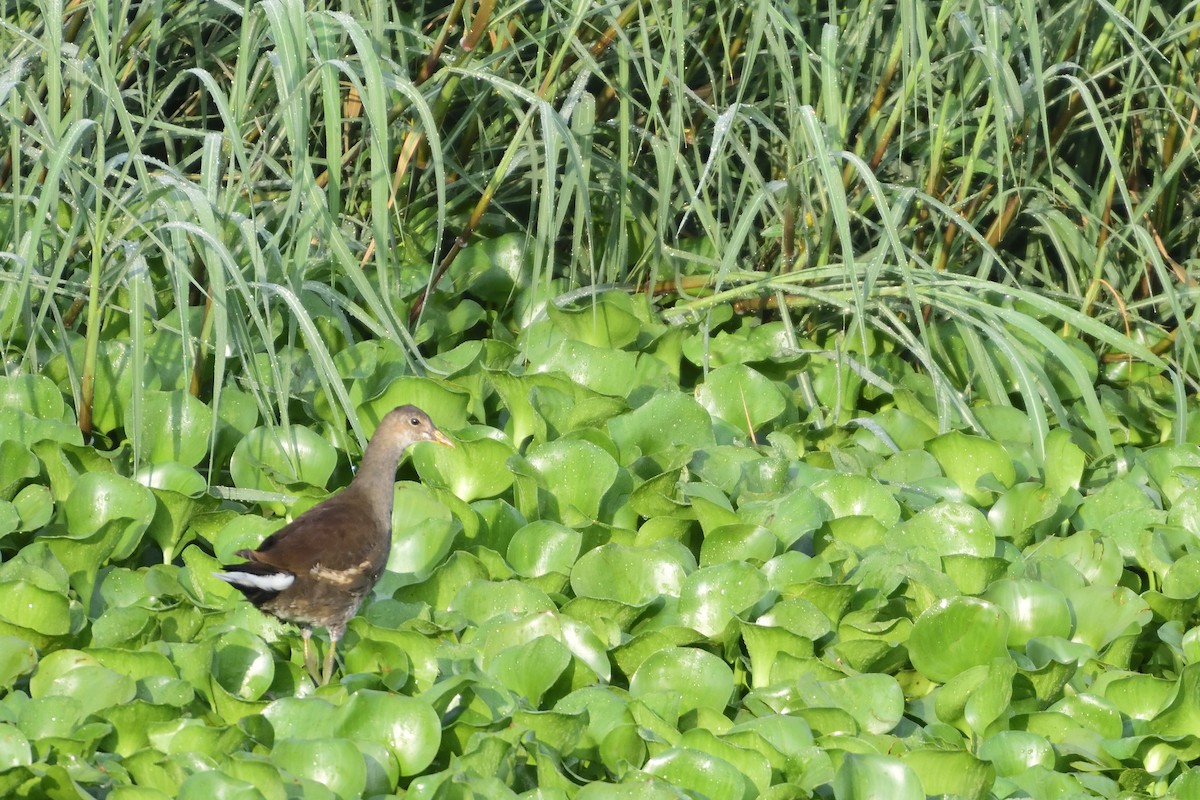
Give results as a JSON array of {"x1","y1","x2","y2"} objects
[{"x1": 242, "y1": 493, "x2": 390, "y2": 594}]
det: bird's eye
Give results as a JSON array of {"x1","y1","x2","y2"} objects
[{"x1": 409, "y1": 417, "x2": 420, "y2": 426}]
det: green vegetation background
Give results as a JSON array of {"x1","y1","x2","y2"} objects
[{"x1": 1, "y1": 0, "x2": 1200, "y2": 798}]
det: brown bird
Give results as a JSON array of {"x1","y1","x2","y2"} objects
[{"x1": 214, "y1": 405, "x2": 454, "y2": 684}]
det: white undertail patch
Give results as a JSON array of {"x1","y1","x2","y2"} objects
[{"x1": 213, "y1": 570, "x2": 295, "y2": 592}]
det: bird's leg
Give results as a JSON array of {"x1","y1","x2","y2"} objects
[
  {"x1": 321, "y1": 630, "x2": 340, "y2": 685},
  {"x1": 302, "y1": 628, "x2": 321, "y2": 683}
]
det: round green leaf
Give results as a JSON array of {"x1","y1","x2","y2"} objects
[
  {"x1": 271, "y1": 737, "x2": 366, "y2": 800},
  {"x1": 810, "y1": 474, "x2": 899, "y2": 527},
  {"x1": 449, "y1": 579, "x2": 555, "y2": 625},
  {"x1": 334, "y1": 690, "x2": 440, "y2": 775},
  {"x1": 699, "y1": 523, "x2": 779, "y2": 566},
  {"x1": 888, "y1": 502, "x2": 995, "y2": 557},
  {"x1": 988, "y1": 483, "x2": 1059, "y2": 547},
  {"x1": 0, "y1": 441, "x2": 38, "y2": 502},
  {"x1": 629, "y1": 647, "x2": 734, "y2": 714},
  {"x1": 678, "y1": 561, "x2": 770, "y2": 637},
  {"x1": 903, "y1": 749, "x2": 994, "y2": 799},
  {"x1": 695, "y1": 364, "x2": 787, "y2": 431},
  {"x1": 834, "y1": 753, "x2": 923, "y2": 800},
  {"x1": 526, "y1": 438, "x2": 619, "y2": 526},
  {"x1": 978, "y1": 730, "x2": 1055, "y2": 776},
  {"x1": 0, "y1": 723, "x2": 31, "y2": 770},
  {"x1": 176, "y1": 771, "x2": 261, "y2": 800},
  {"x1": 642, "y1": 747, "x2": 757, "y2": 800},
  {"x1": 0, "y1": 374, "x2": 67, "y2": 420},
  {"x1": 263, "y1": 696, "x2": 339, "y2": 741},
  {"x1": 412, "y1": 426, "x2": 514, "y2": 502},
  {"x1": 909, "y1": 598, "x2": 1010, "y2": 682},
  {"x1": 230, "y1": 424, "x2": 338, "y2": 493},
  {"x1": 487, "y1": 636, "x2": 573, "y2": 706},
  {"x1": 571, "y1": 543, "x2": 688, "y2": 606},
  {"x1": 0, "y1": 580, "x2": 70, "y2": 637},
  {"x1": 1068, "y1": 585, "x2": 1151, "y2": 651},
  {"x1": 927, "y1": 432, "x2": 1016, "y2": 505},
  {"x1": 547, "y1": 291, "x2": 644, "y2": 349},
  {"x1": 125, "y1": 390, "x2": 213, "y2": 467},
  {"x1": 29, "y1": 650, "x2": 136, "y2": 716},
  {"x1": 983, "y1": 579, "x2": 1073, "y2": 648},
  {"x1": 608, "y1": 392, "x2": 716, "y2": 464},
  {"x1": 508, "y1": 521, "x2": 583, "y2": 578},
  {"x1": 211, "y1": 629, "x2": 275, "y2": 701},
  {"x1": 387, "y1": 483, "x2": 459, "y2": 580}
]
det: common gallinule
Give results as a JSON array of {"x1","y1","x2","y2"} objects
[{"x1": 215, "y1": 405, "x2": 454, "y2": 684}]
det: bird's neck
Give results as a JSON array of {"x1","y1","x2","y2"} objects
[{"x1": 345, "y1": 438, "x2": 406, "y2": 533}]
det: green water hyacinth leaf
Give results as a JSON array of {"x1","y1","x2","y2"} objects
[
  {"x1": 47, "y1": 472, "x2": 155, "y2": 605},
  {"x1": 740, "y1": 623, "x2": 814, "y2": 688},
  {"x1": 695, "y1": 363, "x2": 787, "y2": 432},
  {"x1": 983, "y1": 579, "x2": 1073, "y2": 648},
  {"x1": 0, "y1": 440, "x2": 38, "y2": 502},
  {"x1": 1072, "y1": 477, "x2": 1163, "y2": 539},
  {"x1": 927, "y1": 432, "x2": 1016, "y2": 505},
  {"x1": 125, "y1": 390, "x2": 213, "y2": 467},
  {"x1": 629, "y1": 647, "x2": 734, "y2": 715},
  {"x1": 575, "y1": 775, "x2": 688, "y2": 799},
  {"x1": 386, "y1": 483, "x2": 460, "y2": 580},
  {"x1": 678, "y1": 561, "x2": 770, "y2": 637},
  {"x1": 810, "y1": 474, "x2": 900, "y2": 527},
  {"x1": 0, "y1": 636, "x2": 36, "y2": 689},
  {"x1": 1068, "y1": 585, "x2": 1151, "y2": 651},
  {"x1": 1027, "y1": 530, "x2": 1121, "y2": 588},
  {"x1": 571, "y1": 543, "x2": 689, "y2": 606},
  {"x1": 797, "y1": 674, "x2": 905, "y2": 735},
  {"x1": 411, "y1": 425, "x2": 514, "y2": 502},
  {"x1": 608, "y1": 391, "x2": 716, "y2": 465},
  {"x1": 0, "y1": 579, "x2": 71, "y2": 638},
  {"x1": 12, "y1": 483, "x2": 52, "y2": 534},
  {"x1": 30, "y1": 650, "x2": 137, "y2": 717},
  {"x1": 988, "y1": 483, "x2": 1060, "y2": 547},
  {"x1": 508, "y1": 521, "x2": 583, "y2": 578},
  {"x1": 263, "y1": 695, "x2": 339, "y2": 741},
  {"x1": 450, "y1": 232, "x2": 524, "y2": 298},
  {"x1": 834, "y1": 753, "x2": 923, "y2": 800},
  {"x1": 1050, "y1": 692, "x2": 1122, "y2": 738},
  {"x1": 449, "y1": 579, "x2": 556, "y2": 625},
  {"x1": 888, "y1": 502, "x2": 995, "y2": 558},
  {"x1": 0, "y1": 374, "x2": 68, "y2": 420},
  {"x1": 903, "y1": 748, "x2": 994, "y2": 799},
  {"x1": 44, "y1": 338, "x2": 136, "y2": 434},
  {"x1": 0, "y1": 407, "x2": 83, "y2": 450},
  {"x1": 135, "y1": 462, "x2": 212, "y2": 562},
  {"x1": 477, "y1": 610, "x2": 611, "y2": 683},
  {"x1": 359, "y1": 377, "x2": 471, "y2": 432},
  {"x1": 0, "y1": 723, "x2": 31, "y2": 770},
  {"x1": 1043, "y1": 428, "x2": 1085, "y2": 497},
  {"x1": 487, "y1": 635, "x2": 573, "y2": 706},
  {"x1": 909, "y1": 598, "x2": 1010, "y2": 682},
  {"x1": 525, "y1": 330, "x2": 648, "y2": 398},
  {"x1": 525, "y1": 438, "x2": 619, "y2": 525},
  {"x1": 979, "y1": 730, "x2": 1055, "y2": 776},
  {"x1": 230, "y1": 423, "x2": 338, "y2": 496},
  {"x1": 700, "y1": 523, "x2": 778, "y2": 566},
  {"x1": 643, "y1": 746, "x2": 758, "y2": 799},
  {"x1": 547, "y1": 291, "x2": 645, "y2": 349},
  {"x1": 211, "y1": 629, "x2": 275, "y2": 701},
  {"x1": 333, "y1": 690, "x2": 441, "y2": 775},
  {"x1": 271, "y1": 737, "x2": 367, "y2": 800},
  {"x1": 176, "y1": 771, "x2": 262, "y2": 800}
]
